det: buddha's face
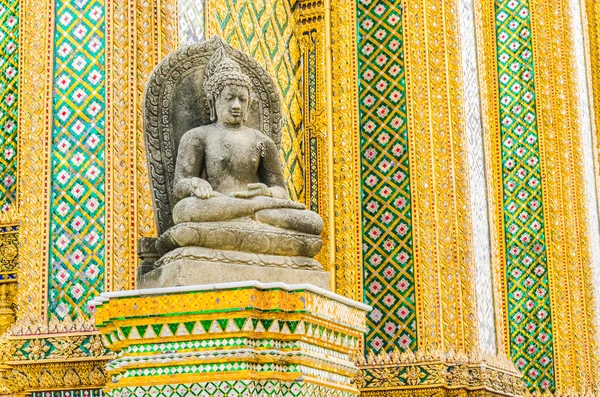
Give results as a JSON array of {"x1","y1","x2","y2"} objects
[{"x1": 215, "y1": 84, "x2": 250, "y2": 127}]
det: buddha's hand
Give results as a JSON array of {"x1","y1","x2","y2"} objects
[
  {"x1": 231, "y1": 183, "x2": 273, "y2": 199},
  {"x1": 191, "y1": 177, "x2": 213, "y2": 199}
]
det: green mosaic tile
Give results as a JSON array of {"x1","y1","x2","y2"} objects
[
  {"x1": 493, "y1": 0, "x2": 555, "y2": 391},
  {"x1": 48, "y1": 0, "x2": 106, "y2": 321},
  {"x1": 0, "y1": 0, "x2": 18, "y2": 210},
  {"x1": 357, "y1": 0, "x2": 416, "y2": 353}
]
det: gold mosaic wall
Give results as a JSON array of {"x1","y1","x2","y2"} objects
[
  {"x1": 0, "y1": 0, "x2": 176, "y2": 393},
  {"x1": 2, "y1": 0, "x2": 600, "y2": 395}
]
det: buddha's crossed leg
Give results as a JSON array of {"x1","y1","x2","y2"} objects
[{"x1": 172, "y1": 195, "x2": 321, "y2": 235}]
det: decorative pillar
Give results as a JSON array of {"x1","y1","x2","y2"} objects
[
  {"x1": 475, "y1": 0, "x2": 600, "y2": 393},
  {"x1": 329, "y1": 0, "x2": 525, "y2": 395}
]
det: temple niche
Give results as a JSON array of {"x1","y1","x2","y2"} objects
[
  {"x1": 139, "y1": 38, "x2": 329, "y2": 289},
  {"x1": 0, "y1": 0, "x2": 600, "y2": 396}
]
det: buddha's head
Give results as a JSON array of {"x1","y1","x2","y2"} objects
[{"x1": 204, "y1": 47, "x2": 253, "y2": 127}]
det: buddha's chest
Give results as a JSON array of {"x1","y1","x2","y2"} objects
[{"x1": 204, "y1": 133, "x2": 261, "y2": 176}]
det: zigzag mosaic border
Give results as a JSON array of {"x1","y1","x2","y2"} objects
[
  {"x1": 48, "y1": 0, "x2": 106, "y2": 321},
  {"x1": 493, "y1": 0, "x2": 555, "y2": 390},
  {"x1": 0, "y1": 0, "x2": 18, "y2": 210},
  {"x1": 357, "y1": 0, "x2": 416, "y2": 353}
]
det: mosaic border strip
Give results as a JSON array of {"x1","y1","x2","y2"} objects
[
  {"x1": 356, "y1": 0, "x2": 416, "y2": 353},
  {"x1": 32, "y1": 390, "x2": 103, "y2": 397},
  {"x1": 0, "y1": 0, "x2": 18, "y2": 210},
  {"x1": 492, "y1": 0, "x2": 555, "y2": 390},
  {"x1": 48, "y1": 0, "x2": 107, "y2": 321}
]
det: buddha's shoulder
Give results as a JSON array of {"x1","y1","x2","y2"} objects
[
  {"x1": 180, "y1": 125, "x2": 218, "y2": 142},
  {"x1": 252, "y1": 129, "x2": 277, "y2": 146}
]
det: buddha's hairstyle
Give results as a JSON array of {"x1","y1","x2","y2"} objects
[{"x1": 203, "y1": 47, "x2": 252, "y2": 101}]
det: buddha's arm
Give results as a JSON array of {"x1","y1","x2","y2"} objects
[
  {"x1": 173, "y1": 130, "x2": 210, "y2": 201},
  {"x1": 258, "y1": 137, "x2": 288, "y2": 200}
]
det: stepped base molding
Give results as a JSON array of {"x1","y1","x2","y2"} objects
[{"x1": 90, "y1": 281, "x2": 370, "y2": 397}]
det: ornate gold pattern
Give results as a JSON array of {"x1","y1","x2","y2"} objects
[
  {"x1": 330, "y1": 0, "x2": 361, "y2": 301},
  {"x1": 134, "y1": 0, "x2": 159, "y2": 242},
  {"x1": 0, "y1": 283, "x2": 16, "y2": 334},
  {"x1": 0, "y1": 360, "x2": 108, "y2": 394},
  {"x1": 529, "y1": 0, "x2": 600, "y2": 391},
  {"x1": 105, "y1": 0, "x2": 178, "y2": 294},
  {"x1": 355, "y1": 349, "x2": 526, "y2": 396},
  {"x1": 105, "y1": 0, "x2": 137, "y2": 293},
  {"x1": 16, "y1": 0, "x2": 54, "y2": 330},
  {"x1": 403, "y1": 0, "x2": 479, "y2": 352},
  {"x1": 295, "y1": 2, "x2": 332, "y2": 271}
]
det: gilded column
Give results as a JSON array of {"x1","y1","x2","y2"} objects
[
  {"x1": 476, "y1": 0, "x2": 600, "y2": 393},
  {"x1": 295, "y1": 1, "x2": 333, "y2": 272},
  {"x1": 530, "y1": 0, "x2": 600, "y2": 391},
  {"x1": 15, "y1": 0, "x2": 54, "y2": 331},
  {"x1": 330, "y1": 0, "x2": 361, "y2": 301},
  {"x1": 350, "y1": 0, "x2": 523, "y2": 394},
  {"x1": 403, "y1": 0, "x2": 478, "y2": 354}
]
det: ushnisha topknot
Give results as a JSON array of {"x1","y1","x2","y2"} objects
[{"x1": 203, "y1": 46, "x2": 253, "y2": 100}]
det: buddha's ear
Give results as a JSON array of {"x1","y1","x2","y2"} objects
[{"x1": 207, "y1": 96, "x2": 216, "y2": 122}]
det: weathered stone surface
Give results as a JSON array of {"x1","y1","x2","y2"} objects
[
  {"x1": 138, "y1": 247, "x2": 330, "y2": 290},
  {"x1": 156, "y1": 221, "x2": 323, "y2": 257}
]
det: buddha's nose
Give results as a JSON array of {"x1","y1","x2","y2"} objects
[{"x1": 231, "y1": 98, "x2": 241, "y2": 110}]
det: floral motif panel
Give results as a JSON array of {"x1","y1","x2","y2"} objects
[
  {"x1": 357, "y1": 0, "x2": 416, "y2": 352},
  {"x1": 0, "y1": 0, "x2": 18, "y2": 211},
  {"x1": 494, "y1": 0, "x2": 555, "y2": 390},
  {"x1": 48, "y1": 0, "x2": 106, "y2": 322}
]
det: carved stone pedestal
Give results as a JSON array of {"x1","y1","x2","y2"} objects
[
  {"x1": 90, "y1": 281, "x2": 369, "y2": 397},
  {"x1": 138, "y1": 247, "x2": 331, "y2": 290}
]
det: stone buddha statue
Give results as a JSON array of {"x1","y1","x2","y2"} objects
[
  {"x1": 138, "y1": 37, "x2": 329, "y2": 289},
  {"x1": 172, "y1": 48, "x2": 322, "y2": 236}
]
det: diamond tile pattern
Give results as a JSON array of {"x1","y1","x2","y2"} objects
[
  {"x1": 494, "y1": 0, "x2": 554, "y2": 391},
  {"x1": 0, "y1": 0, "x2": 18, "y2": 210},
  {"x1": 210, "y1": 0, "x2": 304, "y2": 202},
  {"x1": 108, "y1": 381, "x2": 354, "y2": 397},
  {"x1": 179, "y1": 0, "x2": 204, "y2": 46},
  {"x1": 357, "y1": 0, "x2": 416, "y2": 353},
  {"x1": 48, "y1": 0, "x2": 106, "y2": 321}
]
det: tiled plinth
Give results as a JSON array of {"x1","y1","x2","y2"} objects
[{"x1": 90, "y1": 281, "x2": 370, "y2": 397}]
